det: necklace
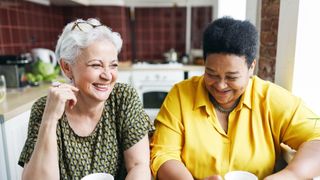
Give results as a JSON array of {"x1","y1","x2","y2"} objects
[{"x1": 209, "y1": 93, "x2": 240, "y2": 114}]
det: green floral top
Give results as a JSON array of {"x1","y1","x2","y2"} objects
[{"x1": 19, "y1": 83, "x2": 154, "y2": 180}]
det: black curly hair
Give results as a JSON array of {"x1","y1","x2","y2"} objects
[{"x1": 203, "y1": 16, "x2": 258, "y2": 68}]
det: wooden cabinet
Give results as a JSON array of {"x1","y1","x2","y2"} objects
[{"x1": 2, "y1": 110, "x2": 30, "y2": 180}]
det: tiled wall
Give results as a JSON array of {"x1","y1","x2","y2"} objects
[
  {"x1": 191, "y1": 7, "x2": 212, "y2": 49},
  {"x1": 134, "y1": 7, "x2": 186, "y2": 61},
  {"x1": 63, "y1": 6, "x2": 130, "y2": 61},
  {"x1": 0, "y1": 0, "x2": 64, "y2": 55},
  {"x1": 0, "y1": 1, "x2": 212, "y2": 63}
]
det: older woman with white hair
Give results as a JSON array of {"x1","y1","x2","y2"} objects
[{"x1": 18, "y1": 18, "x2": 153, "y2": 180}]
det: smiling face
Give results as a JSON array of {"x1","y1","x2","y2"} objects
[
  {"x1": 204, "y1": 53, "x2": 255, "y2": 109},
  {"x1": 62, "y1": 39, "x2": 118, "y2": 102}
]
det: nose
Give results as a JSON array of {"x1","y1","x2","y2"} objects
[
  {"x1": 215, "y1": 78, "x2": 228, "y2": 90},
  {"x1": 100, "y1": 69, "x2": 112, "y2": 81}
]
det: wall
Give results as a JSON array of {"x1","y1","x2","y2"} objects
[
  {"x1": 0, "y1": 0, "x2": 64, "y2": 55},
  {"x1": 258, "y1": 0, "x2": 280, "y2": 82},
  {"x1": 0, "y1": 1, "x2": 212, "y2": 63},
  {"x1": 63, "y1": 6, "x2": 130, "y2": 60}
]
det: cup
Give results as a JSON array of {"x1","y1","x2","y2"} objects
[
  {"x1": 81, "y1": 173, "x2": 114, "y2": 180},
  {"x1": 224, "y1": 171, "x2": 258, "y2": 180},
  {"x1": 0, "y1": 75, "x2": 6, "y2": 103}
]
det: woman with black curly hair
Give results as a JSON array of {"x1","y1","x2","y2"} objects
[{"x1": 150, "y1": 17, "x2": 320, "y2": 179}]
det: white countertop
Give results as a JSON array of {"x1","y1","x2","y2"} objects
[
  {"x1": 0, "y1": 64, "x2": 204, "y2": 122},
  {"x1": 0, "y1": 84, "x2": 51, "y2": 121}
]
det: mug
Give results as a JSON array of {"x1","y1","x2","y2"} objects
[
  {"x1": 81, "y1": 173, "x2": 114, "y2": 180},
  {"x1": 224, "y1": 171, "x2": 258, "y2": 180}
]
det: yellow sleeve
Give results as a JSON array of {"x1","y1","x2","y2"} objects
[
  {"x1": 267, "y1": 84, "x2": 320, "y2": 150},
  {"x1": 150, "y1": 85, "x2": 184, "y2": 177},
  {"x1": 281, "y1": 100, "x2": 320, "y2": 149}
]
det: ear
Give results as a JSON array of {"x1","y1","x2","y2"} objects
[
  {"x1": 60, "y1": 59, "x2": 73, "y2": 79},
  {"x1": 248, "y1": 59, "x2": 256, "y2": 77}
]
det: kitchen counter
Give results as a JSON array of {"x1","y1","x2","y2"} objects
[
  {"x1": 0, "y1": 83, "x2": 51, "y2": 121},
  {"x1": 0, "y1": 64, "x2": 204, "y2": 122}
]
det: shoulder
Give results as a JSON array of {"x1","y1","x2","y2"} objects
[
  {"x1": 252, "y1": 76, "x2": 297, "y2": 100},
  {"x1": 32, "y1": 96, "x2": 47, "y2": 111},
  {"x1": 112, "y1": 82, "x2": 137, "y2": 95},
  {"x1": 251, "y1": 76, "x2": 301, "y2": 110},
  {"x1": 173, "y1": 76, "x2": 202, "y2": 92},
  {"x1": 108, "y1": 83, "x2": 140, "y2": 106}
]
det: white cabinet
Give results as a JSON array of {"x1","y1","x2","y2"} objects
[
  {"x1": 0, "y1": 122, "x2": 8, "y2": 180},
  {"x1": 2, "y1": 110, "x2": 30, "y2": 180},
  {"x1": 118, "y1": 70, "x2": 132, "y2": 84},
  {"x1": 187, "y1": 69, "x2": 204, "y2": 78}
]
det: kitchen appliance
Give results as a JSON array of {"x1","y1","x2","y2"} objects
[
  {"x1": 132, "y1": 62, "x2": 184, "y2": 120},
  {"x1": 0, "y1": 54, "x2": 33, "y2": 88},
  {"x1": 31, "y1": 48, "x2": 57, "y2": 66}
]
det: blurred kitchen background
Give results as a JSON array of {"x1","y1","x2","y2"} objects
[{"x1": 0, "y1": 0, "x2": 320, "y2": 179}]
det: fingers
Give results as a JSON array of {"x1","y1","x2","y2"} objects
[
  {"x1": 203, "y1": 175, "x2": 223, "y2": 180},
  {"x1": 51, "y1": 81, "x2": 79, "y2": 92},
  {"x1": 43, "y1": 82, "x2": 79, "y2": 121}
]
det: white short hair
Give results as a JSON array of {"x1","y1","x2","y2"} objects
[{"x1": 55, "y1": 18, "x2": 123, "y2": 64}]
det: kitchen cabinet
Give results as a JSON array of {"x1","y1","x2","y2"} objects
[
  {"x1": 118, "y1": 70, "x2": 132, "y2": 84},
  {"x1": 0, "y1": 123, "x2": 8, "y2": 180},
  {"x1": 187, "y1": 69, "x2": 204, "y2": 79},
  {"x1": 26, "y1": 0, "x2": 215, "y2": 7},
  {"x1": 0, "y1": 84, "x2": 50, "y2": 180},
  {"x1": 2, "y1": 110, "x2": 30, "y2": 180}
]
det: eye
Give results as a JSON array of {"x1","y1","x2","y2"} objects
[
  {"x1": 89, "y1": 63, "x2": 102, "y2": 68},
  {"x1": 227, "y1": 76, "x2": 238, "y2": 81},
  {"x1": 110, "y1": 63, "x2": 118, "y2": 69},
  {"x1": 206, "y1": 72, "x2": 219, "y2": 79}
]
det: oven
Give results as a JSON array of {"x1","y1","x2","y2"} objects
[{"x1": 131, "y1": 63, "x2": 184, "y2": 121}]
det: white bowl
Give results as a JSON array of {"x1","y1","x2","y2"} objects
[
  {"x1": 224, "y1": 171, "x2": 258, "y2": 180},
  {"x1": 81, "y1": 173, "x2": 114, "y2": 180}
]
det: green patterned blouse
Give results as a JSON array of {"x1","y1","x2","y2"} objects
[{"x1": 19, "y1": 83, "x2": 154, "y2": 180}]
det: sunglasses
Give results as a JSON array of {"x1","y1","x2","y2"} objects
[{"x1": 71, "y1": 21, "x2": 103, "y2": 31}]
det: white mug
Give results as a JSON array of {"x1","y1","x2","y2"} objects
[
  {"x1": 224, "y1": 171, "x2": 258, "y2": 180},
  {"x1": 81, "y1": 173, "x2": 114, "y2": 180}
]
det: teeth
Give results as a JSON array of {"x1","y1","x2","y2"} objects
[{"x1": 95, "y1": 84, "x2": 109, "y2": 88}]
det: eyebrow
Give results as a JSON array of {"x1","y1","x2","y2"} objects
[
  {"x1": 87, "y1": 59, "x2": 118, "y2": 63},
  {"x1": 205, "y1": 67, "x2": 239, "y2": 75}
]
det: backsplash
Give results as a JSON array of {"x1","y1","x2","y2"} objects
[
  {"x1": 0, "y1": 0, "x2": 64, "y2": 55},
  {"x1": 0, "y1": 0, "x2": 212, "y2": 63}
]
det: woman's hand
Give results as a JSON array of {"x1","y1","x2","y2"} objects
[
  {"x1": 201, "y1": 175, "x2": 223, "y2": 180},
  {"x1": 42, "y1": 82, "x2": 79, "y2": 123}
]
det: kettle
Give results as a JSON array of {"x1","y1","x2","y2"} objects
[
  {"x1": 163, "y1": 48, "x2": 178, "y2": 62},
  {"x1": 31, "y1": 48, "x2": 57, "y2": 66}
]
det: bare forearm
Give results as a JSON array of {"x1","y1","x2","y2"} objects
[
  {"x1": 157, "y1": 160, "x2": 193, "y2": 180},
  {"x1": 22, "y1": 120, "x2": 59, "y2": 180},
  {"x1": 266, "y1": 140, "x2": 320, "y2": 179},
  {"x1": 126, "y1": 163, "x2": 151, "y2": 180},
  {"x1": 285, "y1": 140, "x2": 320, "y2": 178}
]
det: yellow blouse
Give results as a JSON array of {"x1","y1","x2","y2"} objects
[{"x1": 150, "y1": 76, "x2": 320, "y2": 179}]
